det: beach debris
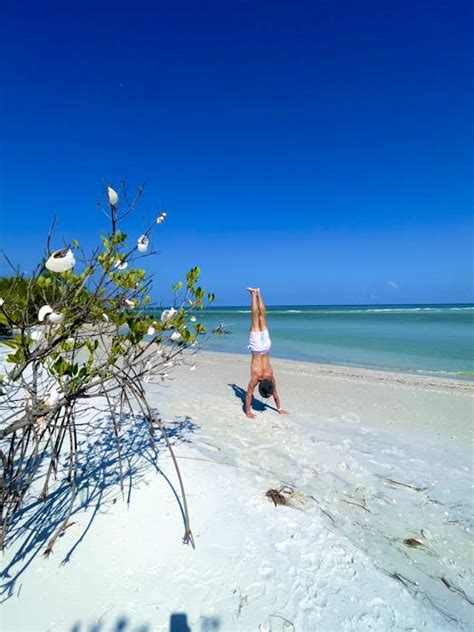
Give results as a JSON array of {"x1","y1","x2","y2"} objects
[
  {"x1": 38, "y1": 305, "x2": 53, "y2": 322},
  {"x1": 190, "y1": 364, "x2": 196, "y2": 371},
  {"x1": 156, "y1": 211, "x2": 167, "y2": 224},
  {"x1": 45, "y1": 247, "x2": 76, "y2": 273},
  {"x1": 170, "y1": 331, "x2": 182, "y2": 342},
  {"x1": 114, "y1": 259, "x2": 128, "y2": 270},
  {"x1": 265, "y1": 485, "x2": 294, "y2": 507},
  {"x1": 341, "y1": 496, "x2": 371, "y2": 513},
  {"x1": 161, "y1": 307, "x2": 177, "y2": 322},
  {"x1": 404, "y1": 537, "x2": 423, "y2": 548},
  {"x1": 380, "y1": 477, "x2": 429, "y2": 492},
  {"x1": 309, "y1": 494, "x2": 337, "y2": 524},
  {"x1": 43, "y1": 520, "x2": 77, "y2": 557},
  {"x1": 390, "y1": 571, "x2": 418, "y2": 590},
  {"x1": 440, "y1": 577, "x2": 474, "y2": 605},
  {"x1": 102, "y1": 313, "x2": 109, "y2": 322},
  {"x1": 137, "y1": 234, "x2": 149, "y2": 252},
  {"x1": 107, "y1": 185, "x2": 118, "y2": 206},
  {"x1": 233, "y1": 588, "x2": 248, "y2": 618}
]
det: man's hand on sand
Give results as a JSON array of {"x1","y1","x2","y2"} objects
[
  {"x1": 246, "y1": 411, "x2": 256, "y2": 419},
  {"x1": 278, "y1": 409, "x2": 290, "y2": 415}
]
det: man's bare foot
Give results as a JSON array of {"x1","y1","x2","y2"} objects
[{"x1": 246, "y1": 287, "x2": 258, "y2": 294}]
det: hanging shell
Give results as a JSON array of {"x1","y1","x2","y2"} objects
[
  {"x1": 48, "y1": 312, "x2": 64, "y2": 324},
  {"x1": 123, "y1": 299, "x2": 135, "y2": 309},
  {"x1": 137, "y1": 235, "x2": 149, "y2": 253},
  {"x1": 147, "y1": 325, "x2": 156, "y2": 336},
  {"x1": 156, "y1": 212, "x2": 167, "y2": 224},
  {"x1": 114, "y1": 259, "x2": 128, "y2": 270},
  {"x1": 107, "y1": 186, "x2": 118, "y2": 206},
  {"x1": 45, "y1": 248, "x2": 76, "y2": 273},
  {"x1": 170, "y1": 331, "x2": 182, "y2": 342},
  {"x1": 38, "y1": 305, "x2": 53, "y2": 322},
  {"x1": 160, "y1": 308, "x2": 177, "y2": 322}
]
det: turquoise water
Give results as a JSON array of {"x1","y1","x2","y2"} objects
[{"x1": 192, "y1": 304, "x2": 474, "y2": 377}]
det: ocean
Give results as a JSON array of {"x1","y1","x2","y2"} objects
[{"x1": 194, "y1": 304, "x2": 474, "y2": 378}]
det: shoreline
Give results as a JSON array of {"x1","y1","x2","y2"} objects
[{"x1": 197, "y1": 349, "x2": 474, "y2": 393}]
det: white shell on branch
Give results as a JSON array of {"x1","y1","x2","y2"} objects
[
  {"x1": 107, "y1": 186, "x2": 118, "y2": 206},
  {"x1": 0, "y1": 298, "x2": 4, "y2": 307},
  {"x1": 38, "y1": 305, "x2": 53, "y2": 322},
  {"x1": 114, "y1": 259, "x2": 128, "y2": 270},
  {"x1": 137, "y1": 235, "x2": 149, "y2": 253},
  {"x1": 123, "y1": 299, "x2": 135, "y2": 309},
  {"x1": 48, "y1": 312, "x2": 64, "y2": 324},
  {"x1": 170, "y1": 331, "x2": 182, "y2": 342},
  {"x1": 156, "y1": 212, "x2": 167, "y2": 224},
  {"x1": 45, "y1": 248, "x2": 76, "y2": 273},
  {"x1": 147, "y1": 325, "x2": 156, "y2": 336},
  {"x1": 160, "y1": 308, "x2": 177, "y2": 323}
]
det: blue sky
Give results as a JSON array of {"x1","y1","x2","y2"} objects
[{"x1": 1, "y1": 0, "x2": 472, "y2": 305}]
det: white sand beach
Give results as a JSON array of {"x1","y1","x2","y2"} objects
[{"x1": 2, "y1": 351, "x2": 473, "y2": 631}]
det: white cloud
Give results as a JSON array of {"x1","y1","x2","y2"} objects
[{"x1": 386, "y1": 280, "x2": 399, "y2": 289}]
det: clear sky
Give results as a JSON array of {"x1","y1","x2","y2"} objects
[{"x1": 1, "y1": 0, "x2": 472, "y2": 305}]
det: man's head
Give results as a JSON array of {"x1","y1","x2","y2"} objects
[{"x1": 258, "y1": 379, "x2": 274, "y2": 398}]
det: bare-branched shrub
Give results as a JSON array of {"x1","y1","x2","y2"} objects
[{"x1": 0, "y1": 184, "x2": 215, "y2": 554}]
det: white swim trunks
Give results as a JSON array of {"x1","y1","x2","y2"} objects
[{"x1": 248, "y1": 329, "x2": 272, "y2": 354}]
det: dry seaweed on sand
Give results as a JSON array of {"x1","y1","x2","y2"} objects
[
  {"x1": 403, "y1": 537, "x2": 423, "y2": 548},
  {"x1": 265, "y1": 485, "x2": 294, "y2": 507}
]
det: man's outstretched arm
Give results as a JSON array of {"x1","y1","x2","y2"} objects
[{"x1": 245, "y1": 378, "x2": 258, "y2": 418}]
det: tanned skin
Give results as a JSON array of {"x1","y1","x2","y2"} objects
[{"x1": 245, "y1": 288, "x2": 289, "y2": 419}]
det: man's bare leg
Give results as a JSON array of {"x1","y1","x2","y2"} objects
[
  {"x1": 247, "y1": 288, "x2": 260, "y2": 332},
  {"x1": 256, "y1": 289, "x2": 268, "y2": 331}
]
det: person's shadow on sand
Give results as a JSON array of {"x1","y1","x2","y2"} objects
[{"x1": 228, "y1": 384, "x2": 277, "y2": 413}]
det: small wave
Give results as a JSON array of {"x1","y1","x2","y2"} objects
[{"x1": 201, "y1": 305, "x2": 474, "y2": 316}]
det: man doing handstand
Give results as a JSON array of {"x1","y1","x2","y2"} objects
[{"x1": 245, "y1": 288, "x2": 289, "y2": 419}]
